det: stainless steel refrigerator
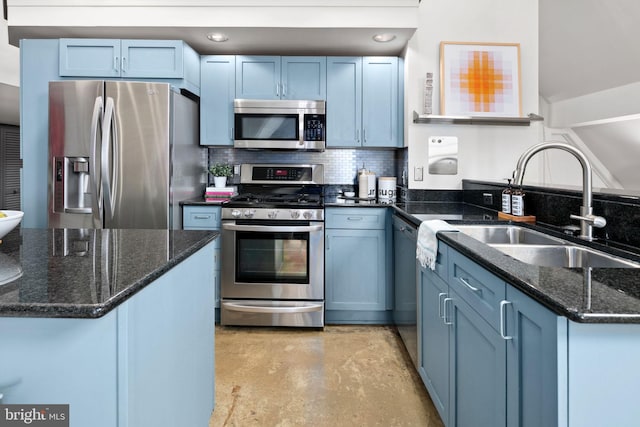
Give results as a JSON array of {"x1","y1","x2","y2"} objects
[{"x1": 48, "y1": 80, "x2": 203, "y2": 229}]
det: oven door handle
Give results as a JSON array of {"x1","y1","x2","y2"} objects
[
  {"x1": 222, "y1": 302, "x2": 324, "y2": 314},
  {"x1": 222, "y1": 224, "x2": 323, "y2": 233}
]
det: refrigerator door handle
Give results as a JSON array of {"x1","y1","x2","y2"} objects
[
  {"x1": 90, "y1": 96, "x2": 104, "y2": 226},
  {"x1": 101, "y1": 97, "x2": 118, "y2": 222}
]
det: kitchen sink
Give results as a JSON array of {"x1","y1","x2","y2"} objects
[
  {"x1": 455, "y1": 224, "x2": 568, "y2": 245},
  {"x1": 490, "y1": 244, "x2": 640, "y2": 269}
]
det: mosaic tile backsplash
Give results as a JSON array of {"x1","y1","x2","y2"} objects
[{"x1": 208, "y1": 147, "x2": 403, "y2": 185}]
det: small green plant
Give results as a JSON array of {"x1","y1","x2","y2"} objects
[{"x1": 208, "y1": 163, "x2": 233, "y2": 178}]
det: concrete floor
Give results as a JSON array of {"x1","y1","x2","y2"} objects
[{"x1": 210, "y1": 325, "x2": 444, "y2": 427}]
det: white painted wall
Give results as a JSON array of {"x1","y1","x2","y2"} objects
[{"x1": 405, "y1": 0, "x2": 541, "y2": 189}]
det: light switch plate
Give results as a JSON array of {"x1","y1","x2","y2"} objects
[
  {"x1": 428, "y1": 136, "x2": 458, "y2": 175},
  {"x1": 414, "y1": 166, "x2": 424, "y2": 181}
]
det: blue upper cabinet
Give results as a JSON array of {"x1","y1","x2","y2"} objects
[
  {"x1": 236, "y1": 56, "x2": 326, "y2": 100},
  {"x1": 235, "y1": 56, "x2": 281, "y2": 99},
  {"x1": 120, "y1": 40, "x2": 184, "y2": 78},
  {"x1": 201, "y1": 56, "x2": 236, "y2": 146},
  {"x1": 327, "y1": 56, "x2": 401, "y2": 148},
  {"x1": 59, "y1": 39, "x2": 193, "y2": 80},
  {"x1": 281, "y1": 56, "x2": 326, "y2": 100},
  {"x1": 59, "y1": 39, "x2": 122, "y2": 78},
  {"x1": 327, "y1": 56, "x2": 362, "y2": 147},
  {"x1": 362, "y1": 56, "x2": 399, "y2": 147}
]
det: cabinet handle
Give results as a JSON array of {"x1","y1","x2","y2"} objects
[
  {"x1": 230, "y1": 127, "x2": 234, "y2": 141},
  {"x1": 500, "y1": 300, "x2": 513, "y2": 340},
  {"x1": 0, "y1": 392, "x2": 3, "y2": 403},
  {"x1": 276, "y1": 83, "x2": 280, "y2": 97},
  {"x1": 443, "y1": 297, "x2": 453, "y2": 325},
  {"x1": 459, "y1": 277, "x2": 482, "y2": 294},
  {"x1": 347, "y1": 217, "x2": 363, "y2": 221},
  {"x1": 121, "y1": 56, "x2": 127, "y2": 72},
  {"x1": 282, "y1": 83, "x2": 287, "y2": 97},
  {"x1": 438, "y1": 292, "x2": 447, "y2": 319},
  {"x1": 194, "y1": 215, "x2": 212, "y2": 220},
  {"x1": 363, "y1": 129, "x2": 367, "y2": 143},
  {"x1": 356, "y1": 129, "x2": 360, "y2": 143},
  {"x1": 114, "y1": 56, "x2": 119, "y2": 71}
]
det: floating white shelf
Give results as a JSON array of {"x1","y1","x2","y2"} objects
[{"x1": 412, "y1": 111, "x2": 544, "y2": 126}]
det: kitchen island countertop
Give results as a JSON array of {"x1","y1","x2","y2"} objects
[{"x1": 0, "y1": 228, "x2": 218, "y2": 318}]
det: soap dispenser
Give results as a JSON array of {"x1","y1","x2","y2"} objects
[
  {"x1": 511, "y1": 185, "x2": 525, "y2": 216},
  {"x1": 502, "y1": 179, "x2": 513, "y2": 214}
]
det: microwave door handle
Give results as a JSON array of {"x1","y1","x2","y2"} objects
[
  {"x1": 90, "y1": 96, "x2": 104, "y2": 226},
  {"x1": 222, "y1": 224, "x2": 323, "y2": 233}
]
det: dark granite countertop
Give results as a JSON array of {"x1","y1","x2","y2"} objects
[
  {"x1": 0, "y1": 228, "x2": 218, "y2": 319},
  {"x1": 178, "y1": 196, "x2": 640, "y2": 323},
  {"x1": 390, "y1": 202, "x2": 640, "y2": 323}
]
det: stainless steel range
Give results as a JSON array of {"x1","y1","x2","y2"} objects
[{"x1": 220, "y1": 164, "x2": 325, "y2": 327}]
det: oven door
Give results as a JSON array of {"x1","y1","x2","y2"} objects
[{"x1": 221, "y1": 221, "x2": 324, "y2": 300}]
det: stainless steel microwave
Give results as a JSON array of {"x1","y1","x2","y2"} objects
[{"x1": 233, "y1": 99, "x2": 326, "y2": 151}]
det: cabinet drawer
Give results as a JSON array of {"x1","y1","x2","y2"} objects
[
  {"x1": 183, "y1": 206, "x2": 221, "y2": 229},
  {"x1": 325, "y1": 208, "x2": 387, "y2": 230},
  {"x1": 448, "y1": 248, "x2": 505, "y2": 331}
]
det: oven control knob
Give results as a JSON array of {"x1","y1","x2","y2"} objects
[
  {"x1": 244, "y1": 210, "x2": 255, "y2": 219},
  {"x1": 290, "y1": 210, "x2": 301, "y2": 219},
  {"x1": 303, "y1": 211, "x2": 314, "y2": 220},
  {"x1": 231, "y1": 209, "x2": 242, "y2": 218},
  {"x1": 268, "y1": 210, "x2": 278, "y2": 219}
]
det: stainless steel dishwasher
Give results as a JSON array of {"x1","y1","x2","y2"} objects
[{"x1": 392, "y1": 214, "x2": 418, "y2": 367}]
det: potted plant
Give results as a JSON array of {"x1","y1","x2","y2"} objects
[{"x1": 208, "y1": 163, "x2": 233, "y2": 188}]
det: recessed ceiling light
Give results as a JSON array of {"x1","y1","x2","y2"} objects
[
  {"x1": 372, "y1": 33, "x2": 396, "y2": 43},
  {"x1": 206, "y1": 32, "x2": 229, "y2": 42}
]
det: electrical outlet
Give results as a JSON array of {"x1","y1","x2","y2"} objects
[
  {"x1": 414, "y1": 166, "x2": 424, "y2": 181},
  {"x1": 483, "y1": 193, "x2": 493, "y2": 205}
]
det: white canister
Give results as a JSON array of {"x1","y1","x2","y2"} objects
[
  {"x1": 367, "y1": 172, "x2": 376, "y2": 199},
  {"x1": 378, "y1": 177, "x2": 397, "y2": 204}
]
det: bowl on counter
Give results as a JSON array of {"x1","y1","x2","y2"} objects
[{"x1": 0, "y1": 210, "x2": 24, "y2": 239}]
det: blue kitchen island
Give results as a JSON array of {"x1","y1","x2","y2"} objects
[{"x1": 0, "y1": 228, "x2": 218, "y2": 427}]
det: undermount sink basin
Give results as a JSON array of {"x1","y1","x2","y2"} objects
[
  {"x1": 490, "y1": 244, "x2": 640, "y2": 269},
  {"x1": 455, "y1": 224, "x2": 567, "y2": 245}
]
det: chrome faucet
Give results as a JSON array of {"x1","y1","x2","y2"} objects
[{"x1": 512, "y1": 142, "x2": 606, "y2": 241}]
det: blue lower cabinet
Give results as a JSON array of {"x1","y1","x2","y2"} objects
[
  {"x1": 182, "y1": 205, "x2": 221, "y2": 314},
  {"x1": 419, "y1": 244, "x2": 561, "y2": 427},
  {"x1": 0, "y1": 243, "x2": 215, "y2": 426},
  {"x1": 418, "y1": 265, "x2": 450, "y2": 423},
  {"x1": 506, "y1": 285, "x2": 561, "y2": 427},
  {"x1": 449, "y1": 288, "x2": 506, "y2": 427},
  {"x1": 325, "y1": 208, "x2": 391, "y2": 324}
]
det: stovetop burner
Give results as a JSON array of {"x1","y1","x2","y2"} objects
[{"x1": 229, "y1": 192, "x2": 322, "y2": 207}]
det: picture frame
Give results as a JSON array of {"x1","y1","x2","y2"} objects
[{"x1": 440, "y1": 41, "x2": 522, "y2": 117}]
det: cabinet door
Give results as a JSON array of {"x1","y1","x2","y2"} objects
[
  {"x1": 121, "y1": 40, "x2": 184, "y2": 78},
  {"x1": 419, "y1": 265, "x2": 450, "y2": 424},
  {"x1": 235, "y1": 56, "x2": 281, "y2": 99},
  {"x1": 201, "y1": 56, "x2": 236, "y2": 146},
  {"x1": 59, "y1": 38, "x2": 121, "y2": 77},
  {"x1": 506, "y1": 285, "x2": 559, "y2": 427},
  {"x1": 326, "y1": 56, "x2": 362, "y2": 147},
  {"x1": 450, "y1": 289, "x2": 506, "y2": 427},
  {"x1": 281, "y1": 56, "x2": 326, "y2": 100},
  {"x1": 325, "y1": 228, "x2": 386, "y2": 311},
  {"x1": 362, "y1": 57, "x2": 399, "y2": 147}
]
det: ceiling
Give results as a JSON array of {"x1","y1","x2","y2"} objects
[
  {"x1": 4, "y1": 1, "x2": 640, "y2": 116},
  {"x1": 539, "y1": 0, "x2": 640, "y2": 103},
  {"x1": 8, "y1": 26, "x2": 416, "y2": 56}
]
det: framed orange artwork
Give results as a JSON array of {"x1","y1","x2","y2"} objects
[{"x1": 440, "y1": 42, "x2": 522, "y2": 117}]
